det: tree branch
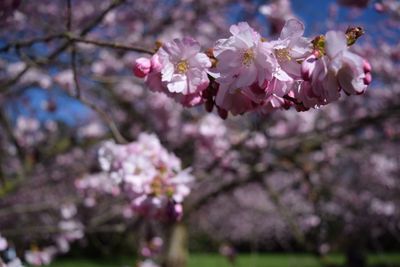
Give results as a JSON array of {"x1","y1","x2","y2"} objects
[
  {"x1": 66, "y1": 34, "x2": 154, "y2": 54},
  {"x1": 0, "y1": 0, "x2": 127, "y2": 93}
]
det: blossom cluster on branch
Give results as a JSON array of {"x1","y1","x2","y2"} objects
[
  {"x1": 133, "y1": 19, "x2": 371, "y2": 119},
  {"x1": 96, "y1": 133, "x2": 193, "y2": 221}
]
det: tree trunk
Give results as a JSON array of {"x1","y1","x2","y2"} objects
[
  {"x1": 163, "y1": 223, "x2": 188, "y2": 267},
  {"x1": 346, "y1": 247, "x2": 367, "y2": 267}
]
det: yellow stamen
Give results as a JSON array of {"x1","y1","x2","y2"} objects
[
  {"x1": 275, "y1": 48, "x2": 291, "y2": 62},
  {"x1": 176, "y1": 60, "x2": 189, "y2": 74},
  {"x1": 242, "y1": 49, "x2": 255, "y2": 67},
  {"x1": 150, "y1": 176, "x2": 163, "y2": 196}
]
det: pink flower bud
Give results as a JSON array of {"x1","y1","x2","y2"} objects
[
  {"x1": 133, "y1": 57, "x2": 151, "y2": 78},
  {"x1": 363, "y1": 72, "x2": 372, "y2": 85},
  {"x1": 301, "y1": 54, "x2": 318, "y2": 81},
  {"x1": 363, "y1": 59, "x2": 372, "y2": 73}
]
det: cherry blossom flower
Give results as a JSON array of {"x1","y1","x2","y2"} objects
[
  {"x1": 295, "y1": 30, "x2": 371, "y2": 109},
  {"x1": 212, "y1": 22, "x2": 275, "y2": 89},
  {"x1": 138, "y1": 52, "x2": 208, "y2": 107},
  {"x1": 269, "y1": 19, "x2": 312, "y2": 79},
  {"x1": 158, "y1": 37, "x2": 211, "y2": 95},
  {"x1": 295, "y1": 56, "x2": 340, "y2": 109},
  {"x1": 325, "y1": 31, "x2": 370, "y2": 95}
]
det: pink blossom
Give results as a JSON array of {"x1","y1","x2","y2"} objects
[
  {"x1": 296, "y1": 56, "x2": 340, "y2": 109},
  {"x1": 0, "y1": 235, "x2": 7, "y2": 251},
  {"x1": 295, "y1": 31, "x2": 371, "y2": 109},
  {"x1": 133, "y1": 57, "x2": 151, "y2": 78},
  {"x1": 212, "y1": 22, "x2": 275, "y2": 89},
  {"x1": 211, "y1": 20, "x2": 309, "y2": 116},
  {"x1": 325, "y1": 31, "x2": 369, "y2": 95},
  {"x1": 301, "y1": 53, "x2": 318, "y2": 81},
  {"x1": 98, "y1": 133, "x2": 193, "y2": 220},
  {"x1": 144, "y1": 55, "x2": 165, "y2": 93},
  {"x1": 215, "y1": 83, "x2": 256, "y2": 115},
  {"x1": 143, "y1": 53, "x2": 206, "y2": 107},
  {"x1": 269, "y1": 19, "x2": 312, "y2": 79},
  {"x1": 158, "y1": 37, "x2": 211, "y2": 95}
]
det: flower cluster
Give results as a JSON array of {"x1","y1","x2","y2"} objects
[
  {"x1": 24, "y1": 247, "x2": 56, "y2": 266},
  {"x1": 295, "y1": 30, "x2": 372, "y2": 109},
  {"x1": 98, "y1": 133, "x2": 193, "y2": 221},
  {"x1": 0, "y1": 206, "x2": 83, "y2": 267},
  {"x1": 133, "y1": 19, "x2": 371, "y2": 119}
]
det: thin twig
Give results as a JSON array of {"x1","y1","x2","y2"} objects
[
  {"x1": 66, "y1": 34, "x2": 154, "y2": 54},
  {"x1": 0, "y1": 33, "x2": 64, "y2": 53},
  {"x1": 0, "y1": 0, "x2": 127, "y2": 93},
  {"x1": 71, "y1": 45, "x2": 81, "y2": 98},
  {"x1": 66, "y1": 0, "x2": 72, "y2": 31},
  {"x1": 68, "y1": 35, "x2": 127, "y2": 143},
  {"x1": 80, "y1": 98, "x2": 128, "y2": 144},
  {"x1": 0, "y1": 109, "x2": 26, "y2": 177},
  {"x1": 69, "y1": 44, "x2": 127, "y2": 143}
]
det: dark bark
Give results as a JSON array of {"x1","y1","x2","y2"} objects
[{"x1": 346, "y1": 247, "x2": 367, "y2": 267}]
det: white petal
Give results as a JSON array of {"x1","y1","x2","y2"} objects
[
  {"x1": 325, "y1": 31, "x2": 347, "y2": 58},
  {"x1": 274, "y1": 68, "x2": 292, "y2": 82},
  {"x1": 167, "y1": 75, "x2": 188, "y2": 93},
  {"x1": 280, "y1": 18, "x2": 305, "y2": 40},
  {"x1": 161, "y1": 62, "x2": 175, "y2": 82},
  {"x1": 236, "y1": 64, "x2": 257, "y2": 88}
]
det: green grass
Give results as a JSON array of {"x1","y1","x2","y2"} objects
[{"x1": 44, "y1": 253, "x2": 400, "y2": 267}]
